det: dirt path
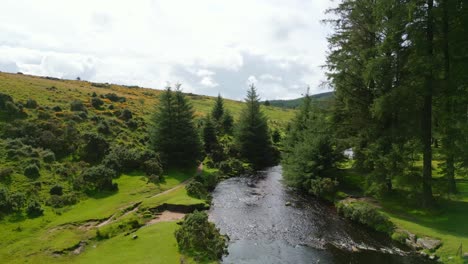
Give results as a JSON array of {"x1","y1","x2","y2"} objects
[
  {"x1": 146, "y1": 211, "x2": 186, "y2": 225},
  {"x1": 148, "y1": 163, "x2": 203, "y2": 199}
]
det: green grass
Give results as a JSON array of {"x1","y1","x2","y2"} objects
[
  {"x1": 337, "y1": 161, "x2": 468, "y2": 263},
  {"x1": 0, "y1": 170, "x2": 205, "y2": 263}
]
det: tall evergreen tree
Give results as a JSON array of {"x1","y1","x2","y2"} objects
[
  {"x1": 202, "y1": 115, "x2": 218, "y2": 154},
  {"x1": 235, "y1": 84, "x2": 275, "y2": 169},
  {"x1": 212, "y1": 94, "x2": 225, "y2": 122},
  {"x1": 149, "y1": 84, "x2": 202, "y2": 168}
]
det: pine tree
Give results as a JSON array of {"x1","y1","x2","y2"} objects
[
  {"x1": 149, "y1": 84, "x2": 202, "y2": 168},
  {"x1": 221, "y1": 110, "x2": 234, "y2": 135},
  {"x1": 212, "y1": 94, "x2": 224, "y2": 122},
  {"x1": 203, "y1": 115, "x2": 218, "y2": 154},
  {"x1": 235, "y1": 84, "x2": 275, "y2": 169}
]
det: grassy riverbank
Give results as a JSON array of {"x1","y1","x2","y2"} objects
[
  {"x1": 0, "y1": 170, "x2": 207, "y2": 263},
  {"x1": 338, "y1": 163, "x2": 468, "y2": 263}
]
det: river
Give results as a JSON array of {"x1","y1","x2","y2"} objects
[{"x1": 209, "y1": 166, "x2": 432, "y2": 264}]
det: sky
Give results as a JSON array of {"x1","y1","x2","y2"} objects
[{"x1": 0, "y1": 0, "x2": 335, "y2": 100}]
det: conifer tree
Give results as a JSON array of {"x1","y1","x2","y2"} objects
[
  {"x1": 202, "y1": 115, "x2": 218, "y2": 154},
  {"x1": 235, "y1": 84, "x2": 275, "y2": 169},
  {"x1": 149, "y1": 84, "x2": 202, "y2": 168},
  {"x1": 212, "y1": 94, "x2": 225, "y2": 122}
]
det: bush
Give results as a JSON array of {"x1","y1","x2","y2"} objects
[
  {"x1": 80, "y1": 133, "x2": 109, "y2": 163},
  {"x1": 175, "y1": 211, "x2": 228, "y2": 261},
  {"x1": 26, "y1": 199, "x2": 44, "y2": 217},
  {"x1": 49, "y1": 185, "x2": 63, "y2": 196},
  {"x1": 0, "y1": 93, "x2": 14, "y2": 110},
  {"x1": 91, "y1": 97, "x2": 104, "y2": 109},
  {"x1": 143, "y1": 158, "x2": 163, "y2": 177},
  {"x1": 42, "y1": 151, "x2": 56, "y2": 163},
  {"x1": 119, "y1": 109, "x2": 132, "y2": 121},
  {"x1": 81, "y1": 165, "x2": 118, "y2": 191},
  {"x1": 9, "y1": 192, "x2": 26, "y2": 212},
  {"x1": 336, "y1": 200, "x2": 394, "y2": 234},
  {"x1": 70, "y1": 100, "x2": 87, "y2": 112},
  {"x1": 47, "y1": 194, "x2": 78, "y2": 208},
  {"x1": 104, "y1": 93, "x2": 126, "y2": 102},
  {"x1": 25, "y1": 99, "x2": 38, "y2": 109},
  {"x1": 24, "y1": 164, "x2": 40, "y2": 178},
  {"x1": 97, "y1": 120, "x2": 111, "y2": 134},
  {"x1": 309, "y1": 177, "x2": 338, "y2": 200},
  {"x1": 186, "y1": 181, "x2": 207, "y2": 199},
  {"x1": 52, "y1": 106, "x2": 62, "y2": 112},
  {"x1": 218, "y1": 158, "x2": 245, "y2": 177},
  {"x1": 0, "y1": 167, "x2": 13, "y2": 181},
  {"x1": 0, "y1": 187, "x2": 10, "y2": 212}
]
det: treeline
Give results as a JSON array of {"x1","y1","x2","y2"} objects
[
  {"x1": 283, "y1": 0, "x2": 468, "y2": 206},
  {"x1": 150, "y1": 83, "x2": 279, "y2": 175}
]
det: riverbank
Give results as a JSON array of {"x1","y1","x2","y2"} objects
[
  {"x1": 337, "y1": 166, "x2": 468, "y2": 264},
  {"x1": 0, "y1": 169, "x2": 209, "y2": 263}
]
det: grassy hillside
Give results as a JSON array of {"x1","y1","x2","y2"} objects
[
  {"x1": 266, "y1": 91, "x2": 334, "y2": 109},
  {"x1": 0, "y1": 72, "x2": 295, "y2": 263}
]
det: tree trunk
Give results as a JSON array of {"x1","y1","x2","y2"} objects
[{"x1": 422, "y1": 0, "x2": 434, "y2": 207}]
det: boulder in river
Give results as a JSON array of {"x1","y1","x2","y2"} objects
[{"x1": 285, "y1": 201, "x2": 291, "y2": 206}]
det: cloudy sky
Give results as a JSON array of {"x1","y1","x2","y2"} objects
[{"x1": 0, "y1": 0, "x2": 335, "y2": 100}]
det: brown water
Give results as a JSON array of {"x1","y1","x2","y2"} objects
[{"x1": 209, "y1": 166, "x2": 433, "y2": 264}]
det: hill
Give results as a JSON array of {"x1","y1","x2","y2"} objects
[
  {"x1": 0, "y1": 72, "x2": 295, "y2": 263},
  {"x1": 266, "y1": 91, "x2": 334, "y2": 109}
]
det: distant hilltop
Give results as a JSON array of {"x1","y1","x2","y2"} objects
[{"x1": 264, "y1": 91, "x2": 334, "y2": 109}]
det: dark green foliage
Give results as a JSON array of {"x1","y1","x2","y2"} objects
[
  {"x1": 92, "y1": 92, "x2": 97, "y2": 97},
  {"x1": 220, "y1": 110, "x2": 234, "y2": 135},
  {"x1": 25, "y1": 99, "x2": 38, "y2": 109},
  {"x1": 70, "y1": 100, "x2": 86, "y2": 112},
  {"x1": 9, "y1": 192, "x2": 25, "y2": 212},
  {"x1": 218, "y1": 158, "x2": 245, "y2": 177},
  {"x1": 80, "y1": 133, "x2": 109, "y2": 163},
  {"x1": 0, "y1": 167, "x2": 13, "y2": 181},
  {"x1": 185, "y1": 181, "x2": 207, "y2": 199},
  {"x1": 52, "y1": 106, "x2": 62, "y2": 112},
  {"x1": 97, "y1": 120, "x2": 111, "y2": 134},
  {"x1": 47, "y1": 194, "x2": 78, "y2": 208},
  {"x1": 271, "y1": 129, "x2": 281, "y2": 144},
  {"x1": 212, "y1": 94, "x2": 225, "y2": 122},
  {"x1": 91, "y1": 97, "x2": 104, "y2": 109},
  {"x1": 143, "y1": 157, "x2": 163, "y2": 177},
  {"x1": 0, "y1": 187, "x2": 10, "y2": 212},
  {"x1": 282, "y1": 89, "x2": 341, "y2": 198},
  {"x1": 119, "y1": 109, "x2": 132, "y2": 121},
  {"x1": 49, "y1": 185, "x2": 63, "y2": 196},
  {"x1": 42, "y1": 150, "x2": 55, "y2": 163},
  {"x1": 104, "y1": 93, "x2": 126, "y2": 102},
  {"x1": 0, "y1": 93, "x2": 14, "y2": 110},
  {"x1": 149, "y1": 85, "x2": 202, "y2": 168},
  {"x1": 24, "y1": 164, "x2": 40, "y2": 179},
  {"x1": 264, "y1": 100, "x2": 270, "y2": 106},
  {"x1": 174, "y1": 211, "x2": 228, "y2": 261},
  {"x1": 336, "y1": 201, "x2": 394, "y2": 234},
  {"x1": 235, "y1": 85, "x2": 276, "y2": 169},
  {"x1": 80, "y1": 165, "x2": 117, "y2": 192},
  {"x1": 26, "y1": 199, "x2": 44, "y2": 217},
  {"x1": 202, "y1": 116, "x2": 218, "y2": 154}
]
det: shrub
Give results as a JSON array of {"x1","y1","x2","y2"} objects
[
  {"x1": 104, "y1": 93, "x2": 126, "y2": 102},
  {"x1": 52, "y1": 106, "x2": 62, "y2": 112},
  {"x1": 336, "y1": 201, "x2": 394, "y2": 234},
  {"x1": 47, "y1": 194, "x2": 78, "y2": 208},
  {"x1": 0, "y1": 187, "x2": 10, "y2": 212},
  {"x1": 0, "y1": 93, "x2": 14, "y2": 110},
  {"x1": 125, "y1": 119, "x2": 138, "y2": 129},
  {"x1": 92, "y1": 92, "x2": 97, "y2": 97},
  {"x1": 49, "y1": 185, "x2": 63, "y2": 196},
  {"x1": 143, "y1": 158, "x2": 163, "y2": 177},
  {"x1": 119, "y1": 109, "x2": 132, "y2": 121},
  {"x1": 5, "y1": 101, "x2": 21, "y2": 115},
  {"x1": 42, "y1": 151, "x2": 56, "y2": 163},
  {"x1": 80, "y1": 133, "x2": 109, "y2": 163},
  {"x1": 70, "y1": 100, "x2": 86, "y2": 112},
  {"x1": 391, "y1": 230, "x2": 409, "y2": 244},
  {"x1": 9, "y1": 192, "x2": 26, "y2": 211},
  {"x1": 309, "y1": 177, "x2": 338, "y2": 200},
  {"x1": 25, "y1": 99, "x2": 38, "y2": 109},
  {"x1": 26, "y1": 199, "x2": 44, "y2": 217},
  {"x1": 81, "y1": 165, "x2": 118, "y2": 191},
  {"x1": 97, "y1": 120, "x2": 111, "y2": 134},
  {"x1": 91, "y1": 97, "x2": 104, "y2": 109},
  {"x1": 0, "y1": 167, "x2": 13, "y2": 181},
  {"x1": 175, "y1": 211, "x2": 228, "y2": 261},
  {"x1": 218, "y1": 158, "x2": 245, "y2": 177},
  {"x1": 24, "y1": 164, "x2": 40, "y2": 178},
  {"x1": 186, "y1": 181, "x2": 207, "y2": 199}
]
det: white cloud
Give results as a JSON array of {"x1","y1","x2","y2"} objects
[
  {"x1": 0, "y1": 0, "x2": 336, "y2": 99},
  {"x1": 200, "y1": 76, "x2": 218, "y2": 88}
]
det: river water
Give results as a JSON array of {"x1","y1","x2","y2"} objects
[{"x1": 209, "y1": 166, "x2": 432, "y2": 264}]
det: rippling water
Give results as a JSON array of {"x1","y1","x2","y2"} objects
[{"x1": 209, "y1": 166, "x2": 432, "y2": 264}]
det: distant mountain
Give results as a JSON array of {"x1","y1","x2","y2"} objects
[{"x1": 265, "y1": 91, "x2": 334, "y2": 109}]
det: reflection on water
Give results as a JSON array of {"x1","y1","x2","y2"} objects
[{"x1": 209, "y1": 166, "x2": 432, "y2": 264}]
